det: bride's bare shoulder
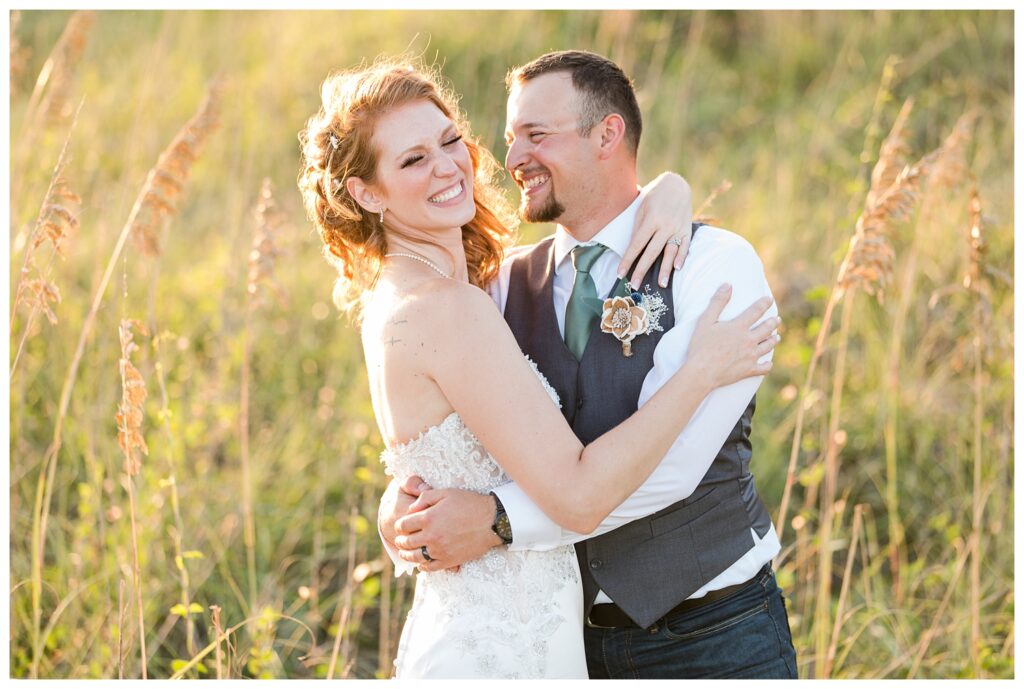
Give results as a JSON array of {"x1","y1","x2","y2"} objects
[
  {"x1": 404, "y1": 278, "x2": 497, "y2": 314},
  {"x1": 369, "y1": 278, "x2": 501, "y2": 340}
]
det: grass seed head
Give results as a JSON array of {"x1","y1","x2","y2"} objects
[
  {"x1": 129, "y1": 79, "x2": 223, "y2": 257},
  {"x1": 14, "y1": 167, "x2": 81, "y2": 331},
  {"x1": 839, "y1": 145, "x2": 938, "y2": 302},
  {"x1": 929, "y1": 112, "x2": 976, "y2": 193},
  {"x1": 117, "y1": 319, "x2": 151, "y2": 475},
  {"x1": 964, "y1": 183, "x2": 987, "y2": 293},
  {"x1": 838, "y1": 99, "x2": 919, "y2": 303},
  {"x1": 866, "y1": 98, "x2": 914, "y2": 210},
  {"x1": 34, "y1": 192, "x2": 80, "y2": 257},
  {"x1": 22, "y1": 280, "x2": 62, "y2": 325},
  {"x1": 10, "y1": 10, "x2": 30, "y2": 93},
  {"x1": 247, "y1": 178, "x2": 289, "y2": 309},
  {"x1": 694, "y1": 179, "x2": 732, "y2": 225},
  {"x1": 34, "y1": 10, "x2": 96, "y2": 125}
]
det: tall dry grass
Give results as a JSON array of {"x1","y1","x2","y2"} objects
[
  {"x1": 114, "y1": 317, "x2": 150, "y2": 677},
  {"x1": 771, "y1": 67, "x2": 1010, "y2": 676},
  {"x1": 24, "y1": 77, "x2": 222, "y2": 678},
  {"x1": 152, "y1": 331, "x2": 204, "y2": 668},
  {"x1": 22, "y1": 10, "x2": 95, "y2": 127},
  {"x1": 239, "y1": 178, "x2": 288, "y2": 611},
  {"x1": 10, "y1": 11, "x2": 30, "y2": 92},
  {"x1": 817, "y1": 102, "x2": 937, "y2": 677},
  {"x1": 882, "y1": 110, "x2": 975, "y2": 605},
  {"x1": 692, "y1": 179, "x2": 732, "y2": 226},
  {"x1": 128, "y1": 81, "x2": 223, "y2": 258},
  {"x1": 12, "y1": 11, "x2": 95, "y2": 240},
  {"x1": 9, "y1": 104, "x2": 82, "y2": 377},
  {"x1": 778, "y1": 97, "x2": 928, "y2": 545},
  {"x1": 963, "y1": 182, "x2": 990, "y2": 675}
]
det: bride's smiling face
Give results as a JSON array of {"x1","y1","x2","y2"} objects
[{"x1": 356, "y1": 99, "x2": 476, "y2": 234}]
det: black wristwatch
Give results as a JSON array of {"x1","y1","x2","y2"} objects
[{"x1": 490, "y1": 491, "x2": 514, "y2": 546}]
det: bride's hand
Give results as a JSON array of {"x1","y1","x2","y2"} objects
[
  {"x1": 687, "y1": 284, "x2": 780, "y2": 388},
  {"x1": 621, "y1": 172, "x2": 693, "y2": 290}
]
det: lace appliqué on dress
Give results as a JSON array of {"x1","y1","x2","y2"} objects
[{"x1": 380, "y1": 356, "x2": 580, "y2": 678}]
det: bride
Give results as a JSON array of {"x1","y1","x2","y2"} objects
[{"x1": 297, "y1": 61, "x2": 778, "y2": 678}]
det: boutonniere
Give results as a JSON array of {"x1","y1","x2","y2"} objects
[{"x1": 599, "y1": 282, "x2": 669, "y2": 357}]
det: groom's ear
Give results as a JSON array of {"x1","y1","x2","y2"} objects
[
  {"x1": 345, "y1": 176, "x2": 384, "y2": 214},
  {"x1": 594, "y1": 113, "x2": 627, "y2": 160}
]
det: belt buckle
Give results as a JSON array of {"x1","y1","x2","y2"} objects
[{"x1": 585, "y1": 614, "x2": 615, "y2": 630}]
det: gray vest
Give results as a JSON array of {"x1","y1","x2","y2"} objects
[{"x1": 503, "y1": 228, "x2": 773, "y2": 629}]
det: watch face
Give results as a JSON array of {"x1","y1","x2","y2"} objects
[{"x1": 497, "y1": 514, "x2": 513, "y2": 541}]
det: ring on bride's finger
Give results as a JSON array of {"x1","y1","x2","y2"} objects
[
  {"x1": 421, "y1": 546, "x2": 435, "y2": 562},
  {"x1": 668, "y1": 236, "x2": 683, "y2": 246}
]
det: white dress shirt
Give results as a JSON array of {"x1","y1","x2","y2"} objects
[{"x1": 490, "y1": 192, "x2": 781, "y2": 602}]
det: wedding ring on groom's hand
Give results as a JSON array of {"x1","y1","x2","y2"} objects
[{"x1": 421, "y1": 546, "x2": 435, "y2": 562}]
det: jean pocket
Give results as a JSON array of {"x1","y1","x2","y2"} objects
[
  {"x1": 662, "y1": 599, "x2": 768, "y2": 641},
  {"x1": 720, "y1": 655, "x2": 797, "y2": 679}
]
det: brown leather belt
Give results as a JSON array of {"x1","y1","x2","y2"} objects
[{"x1": 585, "y1": 563, "x2": 770, "y2": 629}]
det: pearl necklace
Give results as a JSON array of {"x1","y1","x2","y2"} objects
[{"x1": 384, "y1": 252, "x2": 451, "y2": 279}]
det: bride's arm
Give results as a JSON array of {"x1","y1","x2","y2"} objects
[
  {"x1": 620, "y1": 172, "x2": 694, "y2": 289},
  {"x1": 390, "y1": 237, "x2": 778, "y2": 570},
  {"x1": 409, "y1": 280, "x2": 775, "y2": 535},
  {"x1": 495, "y1": 239, "x2": 776, "y2": 549}
]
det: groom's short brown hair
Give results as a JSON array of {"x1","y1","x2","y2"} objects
[{"x1": 507, "y1": 50, "x2": 642, "y2": 157}]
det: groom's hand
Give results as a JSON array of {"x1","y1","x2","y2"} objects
[
  {"x1": 379, "y1": 476, "x2": 428, "y2": 548},
  {"x1": 393, "y1": 489, "x2": 502, "y2": 572}
]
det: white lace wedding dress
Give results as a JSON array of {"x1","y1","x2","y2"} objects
[{"x1": 380, "y1": 360, "x2": 587, "y2": 679}]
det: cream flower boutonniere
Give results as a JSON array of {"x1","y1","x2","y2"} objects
[{"x1": 599, "y1": 284, "x2": 669, "y2": 357}]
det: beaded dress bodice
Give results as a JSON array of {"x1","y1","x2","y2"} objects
[{"x1": 380, "y1": 358, "x2": 583, "y2": 678}]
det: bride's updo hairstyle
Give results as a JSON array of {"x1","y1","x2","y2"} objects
[{"x1": 297, "y1": 59, "x2": 517, "y2": 315}]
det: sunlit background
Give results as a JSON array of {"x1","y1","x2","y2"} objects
[{"x1": 8, "y1": 9, "x2": 1013, "y2": 679}]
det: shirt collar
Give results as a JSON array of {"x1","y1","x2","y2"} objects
[{"x1": 553, "y1": 191, "x2": 643, "y2": 275}]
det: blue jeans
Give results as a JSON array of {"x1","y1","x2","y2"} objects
[{"x1": 584, "y1": 565, "x2": 798, "y2": 679}]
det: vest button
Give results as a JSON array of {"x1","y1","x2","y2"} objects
[
  {"x1": 576, "y1": 398, "x2": 584, "y2": 409},
  {"x1": 590, "y1": 558, "x2": 602, "y2": 570}
]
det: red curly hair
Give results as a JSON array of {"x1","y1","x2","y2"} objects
[{"x1": 297, "y1": 59, "x2": 517, "y2": 316}]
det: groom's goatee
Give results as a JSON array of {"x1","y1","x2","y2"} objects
[{"x1": 520, "y1": 193, "x2": 565, "y2": 223}]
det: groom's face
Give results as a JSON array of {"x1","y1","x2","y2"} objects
[{"x1": 504, "y1": 72, "x2": 597, "y2": 225}]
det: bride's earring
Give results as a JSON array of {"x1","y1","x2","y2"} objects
[{"x1": 379, "y1": 208, "x2": 385, "y2": 223}]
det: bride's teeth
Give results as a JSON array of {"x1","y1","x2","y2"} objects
[
  {"x1": 429, "y1": 182, "x2": 463, "y2": 203},
  {"x1": 524, "y1": 175, "x2": 549, "y2": 190}
]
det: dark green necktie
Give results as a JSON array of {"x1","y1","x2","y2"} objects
[{"x1": 564, "y1": 243, "x2": 608, "y2": 361}]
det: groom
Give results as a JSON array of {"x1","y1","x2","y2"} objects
[{"x1": 380, "y1": 50, "x2": 797, "y2": 679}]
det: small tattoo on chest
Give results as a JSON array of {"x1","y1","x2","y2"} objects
[
  {"x1": 385, "y1": 336, "x2": 401, "y2": 347},
  {"x1": 390, "y1": 318, "x2": 408, "y2": 326}
]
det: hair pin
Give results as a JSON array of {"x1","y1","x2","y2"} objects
[{"x1": 329, "y1": 134, "x2": 340, "y2": 150}]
